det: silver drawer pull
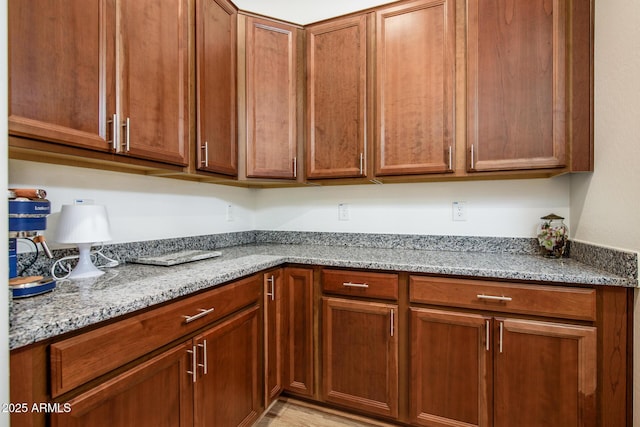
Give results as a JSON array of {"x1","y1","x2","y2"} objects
[
  {"x1": 477, "y1": 294, "x2": 512, "y2": 302},
  {"x1": 183, "y1": 307, "x2": 215, "y2": 324},
  {"x1": 342, "y1": 282, "x2": 369, "y2": 288}
]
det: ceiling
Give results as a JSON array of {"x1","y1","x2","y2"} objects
[{"x1": 232, "y1": 0, "x2": 397, "y2": 25}]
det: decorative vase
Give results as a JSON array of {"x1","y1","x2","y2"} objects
[{"x1": 537, "y1": 214, "x2": 568, "y2": 258}]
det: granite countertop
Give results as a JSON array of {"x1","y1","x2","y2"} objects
[{"x1": 9, "y1": 243, "x2": 636, "y2": 350}]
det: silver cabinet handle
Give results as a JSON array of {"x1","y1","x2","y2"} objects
[
  {"x1": 197, "y1": 339, "x2": 208, "y2": 375},
  {"x1": 107, "y1": 113, "x2": 118, "y2": 149},
  {"x1": 293, "y1": 157, "x2": 297, "y2": 178},
  {"x1": 485, "y1": 320, "x2": 490, "y2": 351},
  {"x1": 390, "y1": 309, "x2": 395, "y2": 337},
  {"x1": 122, "y1": 117, "x2": 130, "y2": 152},
  {"x1": 187, "y1": 345, "x2": 197, "y2": 383},
  {"x1": 359, "y1": 152, "x2": 364, "y2": 175},
  {"x1": 448, "y1": 146, "x2": 453, "y2": 171},
  {"x1": 470, "y1": 144, "x2": 476, "y2": 170},
  {"x1": 477, "y1": 294, "x2": 512, "y2": 302},
  {"x1": 201, "y1": 141, "x2": 209, "y2": 167},
  {"x1": 342, "y1": 282, "x2": 369, "y2": 288},
  {"x1": 266, "y1": 275, "x2": 275, "y2": 301},
  {"x1": 182, "y1": 307, "x2": 215, "y2": 324},
  {"x1": 499, "y1": 321, "x2": 504, "y2": 353}
]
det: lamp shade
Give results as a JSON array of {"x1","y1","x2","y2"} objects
[{"x1": 55, "y1": 205, "x2": 112, "y2": 244}]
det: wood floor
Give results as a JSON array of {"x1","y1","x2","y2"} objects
[{"x1": 255, "y1": 399, "x2": 398, "y2": 427}]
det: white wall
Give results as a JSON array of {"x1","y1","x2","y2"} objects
[
  {"x1": 255, "y1": 177, "x2": 571, "y2": 238},
  {"x1": 1, "y1": 0, "x2": 9, "y2": 424},
  {"x1": 570, "y1": 0, "x2": 640, "y2": 253},
  {"x1": 8, "y1": 161, "x2": 257, "y2": 247},
  {"x1": 233, "y1": 0, "x2": 395, "y2": 24},
  {"x1": 569, "y1": 0, "x2": 640, "y2": 423}
]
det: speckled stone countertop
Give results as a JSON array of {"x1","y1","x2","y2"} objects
[{"x1": 9, "y1": 243, "x2": 636, "y2": 350}]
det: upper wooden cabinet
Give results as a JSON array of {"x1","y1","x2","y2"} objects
[
  {"x1": 375, "y1": 0, "x2": 456, "y2": 176},
  {"x1": 8, "y1": 0, "x2": 593, "y2": 184},
  {"x1": 196, "y1": 0, "x2": 238, "y2": 176},
  {"x1": 9, "y1": 0, "x2": 190, "y2": 167},
  {"x1": 8, "y1": 0, "x2": 115, "y2": 152},
  {"x1": 306, "y1": 15, "x2": 368, "y2": 179},
  {"x1": 244, "y1": 16, "x2": 300, "y2": 180},
  {"x1": 466, "y1": 0, "x2": 567, "y2": 172},
  {"x1": 119, "y1": 0, "x2": 190, "y2": 166}
]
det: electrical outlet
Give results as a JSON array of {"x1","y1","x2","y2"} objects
[
  {"x1": 226, "y1": 204, "x2": 234, "y2": 222},
  {"x1": 452, "y1": 201, "x2": 467, "y2": 221},
  {"x1": 338, "y1": 203, "x2": 350, "y2": 221}
]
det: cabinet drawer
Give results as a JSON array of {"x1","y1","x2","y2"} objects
[
  {"x1": 50, "y1": 274, "x2": 261, "y2": 397},
  {"x1": 323, "y1": 269, "x2": 398, "y2": 301},
  {"x1": 410, "y1": 276, "x2": 596, "y2": 321}
]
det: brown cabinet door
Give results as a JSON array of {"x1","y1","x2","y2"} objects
[
  {"x1": 375, "y1": 0, "x2": 455, "y2": 176},
  {"x1": 118, "y1": 0, "x2": 190, "y2": 166},
  {"x1": 196, "y1": 0, "x2": 238, "y2": 176},
  {"x1": 282, "y1": 267, "x2": 314, "y2": 397},
  {"x1": 245, "y1": 17, "x2": 298, "y2": 179},
  {"x1": 322, "y1": 297, "x2": 398, "y2": 418},
  {"x1": 8, "y1": 0, "x2": 115, "y2": 151},
  {"x1": 306, "y1": 15, "x2": 368, "y2": 179},
  {"x1": 193, "y1": 306, "x2": 261, "y2": 427},
  {"x1": 264, "y1": 269, "x2": 283, "y2": 405},
  {"x1": 494, "y1": 318, "x2": 596, "y2": 427},
  {"x1": 51, "y1": 342, "x2": 193, "y2": 427},
  {"x1": 409, "y1": 308, "x2": 491, "y2": 427},
  {"x1": 467, "y1": 0, "x2": 567, "y2": 172}
]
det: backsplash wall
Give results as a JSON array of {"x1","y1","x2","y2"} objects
[
  {"x1": 254, "y1": 176, "x2": 571, "y2": 238},
  {"x1": 9, "y1": 160, "x2": 571, "y2": 249}
]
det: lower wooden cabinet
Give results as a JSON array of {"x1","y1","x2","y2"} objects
[
  {"x1": 194, "y1": 306, "x2": 261, "y2": 427},
  {"x1": 282, "y1": 267, "x2": 315, "y2": 397},
  {"x1": 51, "y1": 342, "x2": 194, "y2": 427},
  {"x1": 321, "y1": 297, "x2": 398, "y2": 418},
  {"x1": 9, "y1": 267, "x2": 630, "y2": 427},
  {"x1": 409, "y1": 308, "x2": 491, "y2": 427},
  {"x1": 493, "y1": 317, "x2": 596, "y2": 427},
  {"x1": 264, "y1": 269, "x2": 284, "y2": 406},
  {"x1": 410, "y1": 308, "x2": 597, "y2": 427},
  {"x1": 52, "y1": 305, "x2": 261, "y2": 427}
]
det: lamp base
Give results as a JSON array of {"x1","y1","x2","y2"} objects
[{"x1": 68, "y1": 243, "x2": 105, "y2": 279}]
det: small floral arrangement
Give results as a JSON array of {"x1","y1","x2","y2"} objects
[{"x1": 537, "y1": 214, "x2": 568, "y2": 258}]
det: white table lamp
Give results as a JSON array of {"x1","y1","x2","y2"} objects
[{"x1": 55, "y1": 204, "x2": 112, "y2": 279}]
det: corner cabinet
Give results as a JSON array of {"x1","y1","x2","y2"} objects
[
  {"x1": 9, "y1": 0, "x2": 190, "y2": 167},
  {"x1": 282, "y1": 267, "x2": 315, "y2": 397},
  {"x1": 195, "y1": 0, "x2": 238, "y2": 176},
  {"x1": 264, "y1": 269, "x2": 284, "y2": 406},
  {"x1": 242, "y1": 16, "x2": 301, "y2": 180},
  {"x1": 306, "y1": 15, "x2": 369, "y2": 179},
  {"x1": 375, "y1": 0, "x2": 456, "y2": 176}
]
